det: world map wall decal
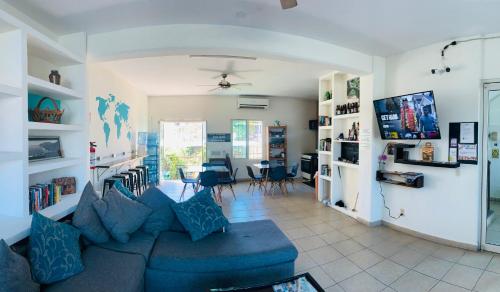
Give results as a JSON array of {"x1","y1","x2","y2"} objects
[{"x1": 96, "y1": 94, "x2": 132, "y2": 147}]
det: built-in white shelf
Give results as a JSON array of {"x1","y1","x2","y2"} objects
[
  {"x1": 333, "y1": 140, "x2": 360, "y2": 144},
  {"x1": 0, "y1": 83, "x2": 22, "y2": 98},
  {"x1": 320, "y1": 175, "x2": 332, "y2": 181},
  {"x1": 332, "y1": 205, "x2": 358, "y2": 219},
  {"x1": 332, "y1": 160, "x2": 359, "y2": 169},
  {"x1": 319, "y1": 126, "x2": 333, "y2": 130},
  {"x1": 319, "y1": 151, "x2": 332, "y2": 155},
  {"x1": 333, "y1": 113, "x2": 360, "y2": 120},
  {"x1": 320, "y1": 99, "x2": 333, "y2": 106},
  {"x1": 0, "y1": 192, "x2": 81, "y2": 245},
  {"x1": 28, "y1": 122, "x2": 83, "y2": 131},
  {"x1": 0, "y1": 151, "x2": 22, "y2": 162},
  {"x1": 28, "y1": 75, "x2": 83, "y2": 100},
  {"x1": 27, "y1": 33, "x2": 84, "y2": 66},
  {"x1": 28, "y1": 157, "x2": 82, "y2": 175}
]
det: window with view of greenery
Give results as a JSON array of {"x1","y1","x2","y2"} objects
[{"x1": 232, "y1": 120, "x2": 263, "y2": 159}]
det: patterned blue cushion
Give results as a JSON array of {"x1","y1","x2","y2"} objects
[
  {"x1": 172, "y1": 189, "x2": 229, "y2": 241},
  {"x1": 29, "y1": 213, "x2": 84, "y2": 284},
  {"x1": 113, "y1": 180, "x2": 136, "y2": 200}
]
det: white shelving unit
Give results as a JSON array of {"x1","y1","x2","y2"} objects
[
  {"x1": 0, "y1": 11, "x2": 88, "y2": 244},
  {"x1": 317, "y1": 73, "x2": 334, "y2": 203}
]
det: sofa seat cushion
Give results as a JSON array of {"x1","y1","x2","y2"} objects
[
  {"x1": 95, "y1": 230, "x2": 156, "y2": 261},
  {"x1": 45, "y1": 246, "x2": 145, "y2": 292},
  {"x1": 148, "y1": 220, "x2": 298, "y2": 273}
]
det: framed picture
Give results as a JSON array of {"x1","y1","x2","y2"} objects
[
  {"x1": 347, "y1": 77, "x2": 360, "y2": 99},
  {"x1": 29, "y1": 136, "x2": 63, "y2": 161}
]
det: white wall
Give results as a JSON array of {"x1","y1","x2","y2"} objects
[
  {"x1": 382, "y1": 36, "x2": 500, "y2": 246},
  {"x1": 88, "y1": 63, "x2": 149, "y2": 160},
  {"x1": 148, "y1": 95, "x2": 317, "y2": 179}
]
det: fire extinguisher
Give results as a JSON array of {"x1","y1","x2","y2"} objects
[{"x1": 90, "y1": 142, "x2": 97, "y2": 170}]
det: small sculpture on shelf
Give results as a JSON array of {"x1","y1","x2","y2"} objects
[
  {"x1": 422, "y1": 142, "x2": 434, "y2": 162},
  {"x1": 49, "y1": 70, "x2": 61, "y2": 85},
  {"x1": 348, "y1": 122, "x2": 359, "y2": 141}
]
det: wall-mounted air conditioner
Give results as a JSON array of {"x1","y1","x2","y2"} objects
[{"x1": 237, "y1": 97, "x2": 269, "y2": 109}]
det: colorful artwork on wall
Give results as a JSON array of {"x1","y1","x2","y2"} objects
[{"x1": 95, "y1": 94, "x2": 132, "y2": 147}]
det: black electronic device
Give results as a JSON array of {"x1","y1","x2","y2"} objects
[
  {"x1": 376, "y1": 170, "x2": 424, "y2": 188},
  {"x1": 309, "y1": 119, "x2": 318, "y2": 130},
  {"x1": 393, "y1": 143, "x2": 460, "y2": 168},
  {"x1": 340, "y1": 142, "x2": 359, "y2": 164}
]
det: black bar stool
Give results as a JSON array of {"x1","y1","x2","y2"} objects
[
  {"x1": 112, "y1": 175, "x2": 129, "y2": 188},
  {"x1": 137, "y1": 166, "x2": 150, "y2": 187},
  {"x1": 121, "y1": 171, "x2": 138, "y2": 194},
  {"x1": 128, "y1": 168, "x2": 144, "y2": 195},
  {"x1": 102, "y1": 178, "x2": 119, "y2": 196}
]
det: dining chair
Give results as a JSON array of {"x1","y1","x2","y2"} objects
[
  {"x1": 286, "y1": 163, "x2": 299, "y2": 190},
  {"x1": 268, "y1": 166, "x2": 288, "y2": 196},
  {"x1": 246, "y1": 166, "x2": 264, "y2": 195},
  {"x1": 199, "y1": 171, "x2": 220, "y2": 203},
  {"x1": 217, "y1": 170, "x2": 237, "y2": 201},
  {"x1": 178, "y1": 168, "x2": 198, "y2": 202},
  {"x1": 260, "y1": 160, "x2": 270, "y2": 177}
]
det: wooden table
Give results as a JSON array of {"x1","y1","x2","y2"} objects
[{"x1": 187, "y1": 165, "x2": 231, "y2": 203}]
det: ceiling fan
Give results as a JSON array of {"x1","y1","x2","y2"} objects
[
  {"x1": 280, "y1": 0, "x2": 297, "y2": 9},
  {"x1": 198, "y1": 73, "x2": 252, "y2": 92}
]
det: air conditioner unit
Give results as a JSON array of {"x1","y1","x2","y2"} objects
[{"x1": 237, "y1": 97, "x2": 269, "y2": 109}]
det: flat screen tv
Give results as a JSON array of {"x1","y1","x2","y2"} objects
[{"x1": 374, "y1": 90, "x2": 441, "y2": 140}]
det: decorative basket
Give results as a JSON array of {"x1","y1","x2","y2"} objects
[{"x1": 31, "y1": 96, "x2": 64, "y2": 124}]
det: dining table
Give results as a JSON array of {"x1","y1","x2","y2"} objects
[
  {"x1": 185, "y1": 165, "x2": 231, "y2": 204},
  {"x1": 253, "y1": 163, "x2": 271, "y2": 194}
]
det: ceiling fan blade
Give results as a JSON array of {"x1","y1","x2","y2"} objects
[
  {"x1": 198, "y1": 84, "x2": 218, "y2": 87},
  {"x1": 280, "y1": 0, "x2": 297, "y2": 9},
  {"x1": 232, "y1": 83, "x2": 253, "y2": 86},
  {"x1": 199, "y1": 68, "x2": 223, "y2": 73},
  {"x1": 208, "y1": 87, "x2": 220, "y2": 92}
]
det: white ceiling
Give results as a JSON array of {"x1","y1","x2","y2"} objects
[
  {"x1": 6, "y1": 0, "x2": 500, "y2": 56},
  {"x1": 100, "y1": 55, "x2": 332, "y2": 98}
]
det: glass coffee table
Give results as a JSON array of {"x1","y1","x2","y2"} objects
[{"x1": 210, "y1": 273, "x2": 324, "y2": 292}]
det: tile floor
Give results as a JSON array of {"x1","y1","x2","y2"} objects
[{"x1": 159, "y1": 180, "x2": 500, "y2": 292}]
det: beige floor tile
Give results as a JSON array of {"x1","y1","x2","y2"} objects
[
  {"x1": 305, "y1": 266, "x2": 336, "y2": 289},
  {"x1": 339, "y1": 271, "x2": 386, "y2": 292},
  {"x1": 339, "y1": 224, "x2": 370, "y2": 237},
  {"x1": 309, "y1": 222, "x2": 336, "y2": 235},
  {"x1": 325, "y1": 285, "x2": 346, "y2": 292},
  {"x1": 333, "y1": 239, "x2": 365, "y2": 256},
  {"x1": 352, "y1": 232, "x2": 385, "y2": 247},
  {"x1": 458, "y1": 251, "x2": 493, "y2": 269},
  {"x1": 432, "y1": 246, "x2": 466, "y2": 263},
  {"x1": 486, "y1": 256, "x2": 500, "y2": 273},
  {"x1": 285, "y1": 226, "x2": 315, "y2": 240},
  {"x1": 413, "y1": 256, "x2": 454, "y2": 280},
  {"x1": 370, "y1": 240, "x2": 405, "y2": 258},
  {"x1": 389, "y1": 248, "x2": 427, "y2": 268},
  {"x1": 390, "y1": 270, "x2": 438, "y2": 292},
  {"x1": 347, "y1": 249, "x2": 384, "y2": 270},
  {"x1": 475, "y1": 271, "x2": 500, "y2": 292},
  {"x1": 295, "y1": 236, "x2": 328, "y2": 251},
  {"x1": 295, "y1": 252, "x2": 317, "y2": 272},
  {"x1": 366, "y1": 260, "x2": 408, "y2": 285},
  {"x1": 322, "y1": 257, "x2": 362, "y2": 283},
  {"x1": 320, "y1": 230, "x2": 349, "y2": 244},
  {"x1": 442, "y1": 264, "x2": 483, "y2": 290},
  {"x1": 307, "y1": 245, "x2": 343, "y2": 265},
  {"x1": 429, "y1": 281, "x2": 470, "y2": 292}
]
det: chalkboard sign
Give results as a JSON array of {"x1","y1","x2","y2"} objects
[
  {"x1": 207, "y1": 133, "x2": 231, "y2": 143},
  {"x1": 449, "y1": 122, "x2": 478, "y2": 165}
]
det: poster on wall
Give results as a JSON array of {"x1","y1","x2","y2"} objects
[
  {"x1": 207, "y1": 133, "x2": 231, "y2": 143},
  {"x1": 449, "y1": 122, "x2": 478, "y2": 165}
]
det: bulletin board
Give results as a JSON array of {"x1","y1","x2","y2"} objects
[{"x1": 448, "y1": 122, "x2": 478, "y2": 165}]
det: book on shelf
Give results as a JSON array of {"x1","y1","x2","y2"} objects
[{"x1": 29, "y1": 183, "x2": 63, "y2": 214}]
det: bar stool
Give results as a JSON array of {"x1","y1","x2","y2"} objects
[
  {"x1": 102, "y1": 178, "x2": 119, "y2": 196},
  {"x1": 136, "y1": 166, "x2": 150, "y2": 187},
  {"x1": 128, "y1": 168, "x2": 144, "y2": 195},
  {"x1": 112, "y1": 174, "x2": 129, "y2": 189},
  {"x1": 121, "y1": 171, "x2": 139, "y2": 194}
]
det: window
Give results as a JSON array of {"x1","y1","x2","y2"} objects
[{"x1": 232, "y1": 120, "x2": 263, "y2": 159}]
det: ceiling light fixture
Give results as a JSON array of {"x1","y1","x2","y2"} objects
[{"x1": 280, "y1": 0, "x2": 298, "y2": 9}]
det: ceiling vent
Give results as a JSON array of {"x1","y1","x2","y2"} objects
[{"x1": 238, "y1": 97, "x2": 269, "y2": 109}]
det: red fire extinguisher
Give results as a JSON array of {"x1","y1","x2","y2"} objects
[{"x1": 90, "y1": 142, "x2": 97, "y2": 170}]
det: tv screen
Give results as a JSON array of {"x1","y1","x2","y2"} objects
[{"x1": 374, "y1": 90, "x2": 441, "y2": 140}]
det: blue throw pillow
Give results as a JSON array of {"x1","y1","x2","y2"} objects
[
  {"x1": 93, "y1": 188, "x2": 152, "y2": 243},
  {"x1": 72, "y1": 182, "x2": 110, "y2": 244},
  {"x1": 29, "y1": 213, "x2": 84, "y2": 284},
  {"x1": 172, "y1": 188, "x2": 229, "y2": 241},
  {"x1": 0, "y1": 239, "x2": 39, "y2": 291},
  {"x1": 113, "y1": 180, "x2": 136, "y2": 200},
  {"x1": 137, "y1": 187, "x2": 176, "y2": 236}
]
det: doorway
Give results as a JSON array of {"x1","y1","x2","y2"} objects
[
  {"x1": 483, "y1": 82, "x2": 500, "y2": 250},
  {"x1": 159, "y1": 121, "x2": 206, "y2": 180}
]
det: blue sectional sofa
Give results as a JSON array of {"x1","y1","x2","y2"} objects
[{"x1": 43, "y1": 220, "x2": 298, "y2": 292}]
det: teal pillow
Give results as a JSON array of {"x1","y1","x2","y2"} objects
[
  {"x1": 113, "y1": 180, "x2": 136, "y2": 200},
  {"x1": 172, "y1": 189, "x2": 229, "y2": 241},
  {"x1": 137, "y1": 187, "x2": 176, "y2": 236},
  {"x1": 0, "y1": 239, "x2": 39, "y2": 291},
  {"x1": 29, "y1": 213, "x2": 84, "y2": 284},
  {"x1": 93, "y1": 188, "x2": 152, "y2": 243}
]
